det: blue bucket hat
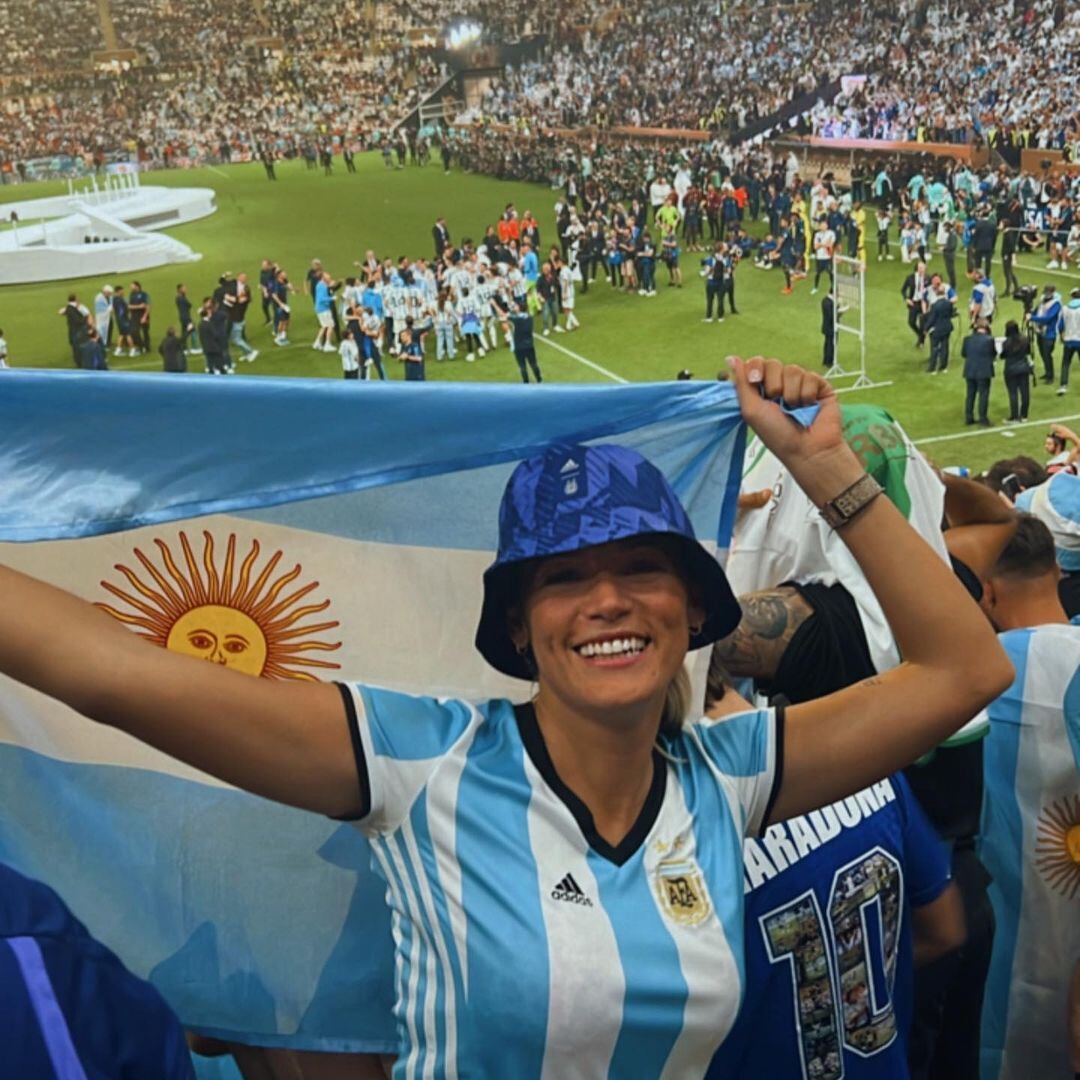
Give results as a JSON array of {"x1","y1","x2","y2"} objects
[{"x1": 475, "y1": 443, "x2": 741, "y2": 678}]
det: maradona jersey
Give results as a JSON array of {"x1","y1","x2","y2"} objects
[
  {"x1": 708, "y1": 775, "x2": 949, "y2": 1080},
  {"x1": 342, "y1": 684, "x2": 782, "y2": 1079}
]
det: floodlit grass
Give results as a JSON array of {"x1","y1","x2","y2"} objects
[{"x1": 2, "y1": 153, "x2": 1077, "y2": 473}]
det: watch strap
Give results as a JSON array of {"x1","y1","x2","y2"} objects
[{"x1": 820, "y1": 473, "x2": 884, "y2": 529}]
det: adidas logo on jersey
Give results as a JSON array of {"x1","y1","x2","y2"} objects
[{"x1": 551, "y1": 873, "x2": 593, "y2": 906}]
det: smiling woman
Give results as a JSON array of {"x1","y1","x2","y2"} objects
[{"x1": 0, "y1": 358, "x2": 1013, "y2": 1078}]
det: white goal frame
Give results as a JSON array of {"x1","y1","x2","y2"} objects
[{"x1": 826, "y1": 254, "x2": 891, "y2": 392}]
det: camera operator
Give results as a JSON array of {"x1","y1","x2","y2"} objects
[{"x1": 1027, "y1": 284, "x2": 1063, "y2": 385}]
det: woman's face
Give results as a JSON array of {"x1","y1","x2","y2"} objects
[{"x1": 517, "y1": 539, "x2": 701, "y2": 724}]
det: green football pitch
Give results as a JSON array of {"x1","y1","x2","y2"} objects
[{"x1": 3, "y1": 152, "x2": 1078, "y2": 474}]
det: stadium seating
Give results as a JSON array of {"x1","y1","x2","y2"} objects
[
  {"x1": 809, "y1": 0, "x2": 1079, "y2": 151},
  {"x1": 3, "y1": 0, "x2": 105, "y2": 73},
  {"x1": 0, "y1": 0, "x2": 1077, "y2": 171}
]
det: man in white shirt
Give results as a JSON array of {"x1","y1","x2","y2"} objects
[
  {"x1": 93, "y1": 285, "x2": 114, "y2": 347},
  {"x1": 649, "y1": 177, "x2": 672, "y2": 222},
  {"x1": 811, "y1": 221, "x2": 836, "y2": 295},
  {"x1": 558, "y1": 260, "x2": 579, "y2": 331}
]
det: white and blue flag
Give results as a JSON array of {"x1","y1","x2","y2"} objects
[
  {"x1": 0, "y1": 371, "x2": 746, "y2": 1056},
  {"x1": 979, "y1": 621, "x2": 1080, "y2": 1080}
]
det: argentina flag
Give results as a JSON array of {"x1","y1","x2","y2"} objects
[
  {"x1": 979, "y1": 621, "x2": 1080, "y2": 1080},
  {"x1": 0, "y1": 371, "x2": 745, "y2": 1056}
]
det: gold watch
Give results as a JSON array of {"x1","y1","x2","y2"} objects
[{"x1": 819, "y1": 474, "x2": 883, "y2": 529}]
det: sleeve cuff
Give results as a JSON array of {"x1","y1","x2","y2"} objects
[
  {"x1": 330, "y1": 682, "x2": 371, "y2": 822},
  {"x1": 758, "y1": 705, "x2": 786, "y2": 838}
]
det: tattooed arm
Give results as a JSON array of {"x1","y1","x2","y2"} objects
[{"x1": 711, "y1": 587, "x2": 813, "y2": 681}]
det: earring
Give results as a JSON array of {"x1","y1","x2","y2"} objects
[
  {"x1": 515, "y1": 641, "x2": 529, "y2": 656},
  {"x1": 689, "y1": 622, "x2": 703, "y2": 637}
]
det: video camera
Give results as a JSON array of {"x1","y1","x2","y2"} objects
[{"x1": 1013, "y1": 284, "x2": 1038, "y2": 315}]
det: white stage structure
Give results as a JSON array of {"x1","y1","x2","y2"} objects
[{"x1": 0, "y1": 169, "x2": 216, "y2": 285}]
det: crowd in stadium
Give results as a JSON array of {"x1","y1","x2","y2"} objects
[
  {"x1": 2, "y1": 0, "x2": 1078, "y2": 174},
  {"x1": 810, "y1": 0, "x2": 1079, "y2": 150},
  {"x1": 476, "y1": 0, "x2": 905, "y2": 133},
  {"x1": 4, "y1": 0, "x2": 104, "y2": 74}
]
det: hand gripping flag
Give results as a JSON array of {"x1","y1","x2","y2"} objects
[
  {"x1": 979, "y1": 621, "x2": 1080, "y2": 1080},
  {"x1": 0, "y1": 371, "x2": 746, "y2": 1054}
]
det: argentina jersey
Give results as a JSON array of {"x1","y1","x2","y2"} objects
[
  {"x1": 707, "y1": 775, "x2": 950, "y2": 1080},
  {"x1": 339, "y1": 684, "x2": 783, "y2": 1079}
]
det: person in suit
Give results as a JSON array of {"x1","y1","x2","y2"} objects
[
  {"x1": 77, "y1": 326, "x2": 107, "y2": 370},
  {"x1": 971, "y1": 211, "x2": 997, "y2": 276},
  {"x1": 433, "y1": 217, "x2": 451, "y2": 260},
  {"x1": 941, "y1": 221, "x2": 960, "y2": 291},
  {"x1": 821, "y1": 290, "x2": 837, "y2": 370},
  {"x1": 198, "y1": 299, "x2": 230, "y2": 375},
  {"x1": 901, "y1": 262, "x2": 929, "y2": 347},
  {"x1": 58, "y1": 293, "x2": 91, "y2": 366},
  {"x1": 962, "y1": 318, "x2": 996, "y2": 425},
  {"x1": 158, "y1": 327, "x2": 187, "y2": 373},
  {"x1": 923, "y1": 278, "x2": 957, "y2": 374},
  {"x1": 579, "y1": 220, "x2": 604, "y2": 293}
]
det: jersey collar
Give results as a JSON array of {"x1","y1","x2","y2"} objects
[{"x1": 514, "y1": 702, "x2": 666, "y2": 867}]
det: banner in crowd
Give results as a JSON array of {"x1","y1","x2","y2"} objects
[
  {"x1": 979, "y1": 623, "x2": 1080, "y2": 1080},
  {"x1": 0, "y1": 371, "x2": 746, "y2": 1051}
]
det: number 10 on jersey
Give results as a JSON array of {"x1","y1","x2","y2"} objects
[{"x1": 758, "y1": 847, "x2": 903, "y2": 1080}]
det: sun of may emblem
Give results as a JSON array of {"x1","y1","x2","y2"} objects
[
  {"x1": 1034, "y1": 794, "x2": 1080, "y2": 899},
  {"x1": 96, "y1": 530, "x2": 342, "y2": 680}
]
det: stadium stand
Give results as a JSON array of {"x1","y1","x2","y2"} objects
[
  {"x1": 810, "y1": 0, "x2": 1079, "y2": 152},
  {"x1": 111, "y1": 0, "x2": 262, "y2": 62},
  {"x1": 3, "y1": 0, "x2": 105, "y2": 73}
]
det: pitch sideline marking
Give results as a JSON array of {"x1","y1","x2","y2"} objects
[
  {"x1": 1008, "y1": 257, "x2": 1080, "y2": 283},
  {"x1": 914, "y1": 411, "x2": 1080, "y2": 446},
  {"x1": 206, "y1": 165, "x2": 232, "y2": 180},
  {"x1": 536, "y1": 335, "x2": 628, "y2": 384}
]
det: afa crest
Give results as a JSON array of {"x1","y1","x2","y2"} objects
[{"x1": 655, "y1": 856, "x2": 712, "y2": 927}]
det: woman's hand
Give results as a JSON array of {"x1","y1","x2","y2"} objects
[{"x1": 727, "y1": 355, "x2": 863, "y2": 506}]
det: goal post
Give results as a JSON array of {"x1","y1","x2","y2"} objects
[{"x1": 826, "y1": 254, "x2": 891, "y2": 392}]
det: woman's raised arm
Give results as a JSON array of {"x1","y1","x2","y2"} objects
[
  {"x1": 727, "y1": 356, "x2": 1014, "y2": 825},
  {"x1": 0, "y1": 564, "x2": 363, "y2": 818}
]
